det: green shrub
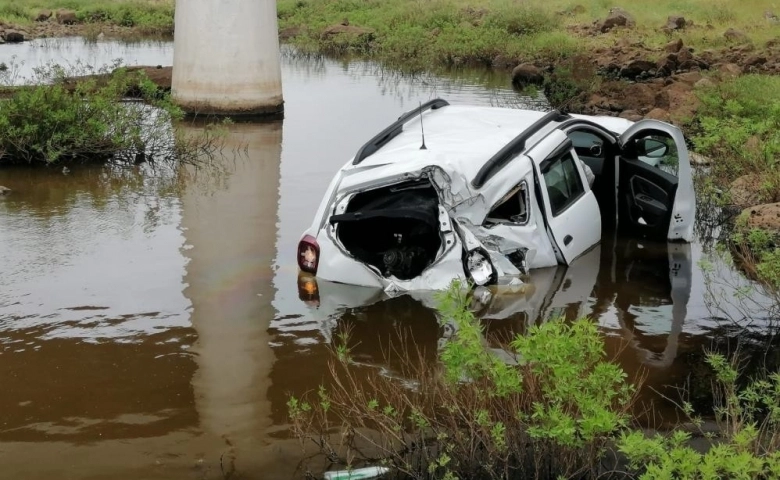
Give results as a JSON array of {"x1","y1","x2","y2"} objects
[
  {"x1": 288, "y1": 281, "x2": 635, "y2": 479},
  {"x1": 0, "y1": 67, "x2": 182, "y2": 165},
  {"x1": 618, "y1": 352, "x2": 780, "y2": 479}
]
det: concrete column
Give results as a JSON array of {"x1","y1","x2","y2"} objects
[{"x1": 172, "y1": 0, "x2": 284, "y2": 115}]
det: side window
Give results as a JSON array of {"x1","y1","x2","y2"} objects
[
  {"x1": 541, "y1": 151, "x2": 585, "y2": 217},
  {"x1": 485, "y1": 181, "x2": 529, "y2": 226},
  {"x1": 570, "y1": 131, "x2": 605, "y2": 159}
]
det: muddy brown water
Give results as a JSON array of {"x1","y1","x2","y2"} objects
[{"x1": 0, "y1": 39, "x2": 778, "y2": 479}]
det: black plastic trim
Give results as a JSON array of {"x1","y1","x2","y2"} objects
[
  {"x1": 472, "y1": 110, "x2": 568, "y2": 188},
  {"x1": 352, "y1": 98, "x2": 450, "y2": 165}
]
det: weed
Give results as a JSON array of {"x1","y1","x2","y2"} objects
[
  {"x1": 288, "y1": 281, "x2": 636, "y2": 479},
  {"x1": 618, "y1": 352, "x2": 780, "y2": 479}
]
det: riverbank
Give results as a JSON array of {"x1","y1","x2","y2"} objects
[{"x1": 0, "y1": 0, "x2": 173, "y2": 41}]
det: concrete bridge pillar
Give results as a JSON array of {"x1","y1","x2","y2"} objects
[{"x1": 172, "y1": 0, "x2": 284, "y2": 115}]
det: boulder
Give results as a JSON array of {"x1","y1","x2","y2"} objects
[
  {"x1": 511, "y1": 63, "x2": 544, "y2": 88},
  {"x1": 694, "y1": 77, "x2": 716, "y2": 89},
  {"x1": 3, "y1": 31, "x2": 24, "y2": 43},
  {"x1": 744, "y1": 55, "x2": 767, "y2": 68},
  {"x1": 618, "y1": 109, "x2": 643, "y2": 121},
  {"x1": 765, "y1": 10, "x2": 779, "y2": 24},
  {"x1": 663, "y1": 16, "x2": 687, "y2": 31},
  {"x1": 619, "y1": 59, "x2": 656, "y2": 78},
  {"x1": 56, "y1": 9, "x2": 78, "y2": 25},
  {"x1": 665, "y1": 38, "x2": 684, "y2": 53},
  {"x1": 730, "y1": 175, "x2": 764, "y2": 209},
  {"x1": 689, "y1": 152, "x2": 712, "y2": 166},
  {"x1": 723, "y1": 28, "x2": 748, "y2": 43},
  {"x1": 0, "y1": 186, "x2": 10, "y2": 196},
  {"x1": 717, "y1": 63, "x2": 742, "y2": 78},
  {"x1": 600, "y1": 7, "x2": 635, "y2": 32},
  {"x1": 742, "y1": 203, "x2": 780, "y2": 233},
  {"x1": 645, "y1": 108, "x2": 671, "y2": 122},
  {"x1": 36, "y1": 10, "x2": 52, "y2": 22}
]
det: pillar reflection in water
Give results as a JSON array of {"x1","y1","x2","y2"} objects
[{"x1": 178, "y1": 120, "x2": 282, "y2": 472}]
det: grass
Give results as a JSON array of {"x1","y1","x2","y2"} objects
[
  {"x1": 290, "y1": 282, "x2": 780, "y2": 479},
  {"x1": 278, "y1": 0, "x2": 779, "y2": 70},
  {"x1": 0, "y1": 0, "x2": 174, "y2": 35}
]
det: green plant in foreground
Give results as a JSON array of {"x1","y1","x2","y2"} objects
[
  {"x1": 288, "y1": 281, "x2": 635, "y2": 479},
  {"x1": 618, "y1": 352, "x2": 780, "y2": 479}
]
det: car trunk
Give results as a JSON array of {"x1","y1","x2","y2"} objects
[{"x1": 330, "y1": 180, "x2": 442, "y2": 280}]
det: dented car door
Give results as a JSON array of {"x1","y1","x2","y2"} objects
[{"x1": 529, "y1": 131, "x2": 602, "y2": 265}]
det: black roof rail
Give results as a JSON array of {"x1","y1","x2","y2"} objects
[
  {"x1": 352, "y1": 98, "x2": 450, "y2": 165},
  {"x1": 471, "y1": 110, "x2": 569, "y2": 188}
]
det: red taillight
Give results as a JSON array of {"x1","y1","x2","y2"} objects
[{"x1": 297, "y1": 235, "x2": 320, "y2": 274}]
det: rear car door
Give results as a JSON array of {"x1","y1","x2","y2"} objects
[
  {"x1": 617, "y1": 120, "x2": 695, "y2": 242},
  {"x1": 535, "y1": 138, "x2": 601, "y2": 265}
]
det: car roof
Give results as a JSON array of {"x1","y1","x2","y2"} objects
[
  {"x1": 341, "y1": 104, "x2": 636, "y2": 192},
  {"x1": 350, "y1": 105, "x2": 552, "y2": 180}
]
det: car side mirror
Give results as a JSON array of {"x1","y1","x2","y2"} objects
[
  {"x1": 589, "y1": 143, "x2": 603, "y2": 157},
  {"x1": 636, "y1": 138, "x2": 668, "y2": 158}
]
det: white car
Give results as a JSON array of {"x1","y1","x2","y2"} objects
[{"x1": 297, "y1": 99, "x2": 695, "y2": 291}]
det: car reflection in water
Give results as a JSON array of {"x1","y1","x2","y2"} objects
[{"x1": 297, "y1": 233, "x2": 692, "y2": 415}]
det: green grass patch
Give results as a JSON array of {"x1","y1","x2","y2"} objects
[
  {"x1": 0, "y1": 0, "x2": 174, "y2": 34},
  {"x1": 693, "y1": 75, "x2": 780, "y2": 203},
  {"x1": 278, "y1": 0, "x2": 778, "y2": 70}
]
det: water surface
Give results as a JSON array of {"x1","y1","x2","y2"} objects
[{"x1": 0, "y1": 38, "x2": 776, "y2": 479}]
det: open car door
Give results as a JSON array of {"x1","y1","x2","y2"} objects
[{"x1": 617, "y1": 120, "x2": 695, "y2": 242}]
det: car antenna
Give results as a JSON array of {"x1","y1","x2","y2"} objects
[{"x1": 419, "y1": 101, "x2": 427, "y2": 150}]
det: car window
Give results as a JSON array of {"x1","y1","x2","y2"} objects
[
  {"x1": 541, "y1": 151, "x2": 585, "y2": 217},
  {"x1": 569, "y1": 131, "x2": 605, "y2": 159},
  {"x1": 485, "y1": 181, "x2": 529, "y2": 226}
]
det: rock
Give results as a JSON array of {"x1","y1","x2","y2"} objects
[
  {"x1": 665, "y1": 38, "x2": 684, "y2": 53},
  {"x1": 677, "y1": 48, "x2": 693, "y2": 63},
  {"x1": 321, "y1": 24, "x2": 374, "y2": 38},
  {"x1": 619, "y1": 109, "x2": 643, "y2": 121},
  {"x1": 36, "y1": 10, "x2": 52, "y2": 22},
  {"x1": 600, "y1": 7, "x2": 635, "y2": 33},
  {"x1": 723, "y1": 28, "x2": 748, "y2": 43},
  {"x1": 279, "y1": 26, "x2": 302, "y2": 41},
  {"x1": 673, "y1": 71, "x2": 702, "y2": 86},
  {"x1": 694, "y1": 77, "x2": 716, "y2": 89},
  {"x1": 511, "y1": 63, "x2": 544, "y2": 88},
  {"x1": 717, "y1": 63, "x2": 742, "y2": 78},
  {"x1": 730, "y1": 175, "x2": 764, "y2": 209},
  {"x1": 645, "y1": 108, "x2": 671, "y2": 122},
  {"x1": 620, "y1": 59, "x2": 656, "y2": 78},
  {"x1": 3, "y1": 31, "x2": 24, "y2": 43},
  {"x1": 689, "y1": 152, "x2": 712, "y2": 166},
  {"x1": 664, "y1": 15, "x2": 687, "y2": 31},
  {"x1": 0, "y1": 186, "x2": 11, "y2": 196},
  {"x1": 744, "y1": 55, "x2": 767, "y2": 67},
  {"x1": 765, "y1": 10, "x2": 779, "y2": 24},
  {"x1": 743, "y1": 203, "x2": 780, "y2": 233},
  {"x1": 56, "y1": 9, "x2": 78, "y2": 25},
  {"x1": 656, "y1": 53, "x2": 679, "y2": 75}
]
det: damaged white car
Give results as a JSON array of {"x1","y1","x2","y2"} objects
[{"x1": 297, "y1": 99, "x2": 695, "y2": 291}]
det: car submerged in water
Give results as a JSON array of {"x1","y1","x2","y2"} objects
[{"x1": 297, "y1": 99, "x2": 695, "y2": 291}]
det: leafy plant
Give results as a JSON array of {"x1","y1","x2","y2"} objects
[
  {"x1": 618, "y1": 352, "x2": 780, "y2": 479},
  {"x1": 288, "y1": 281, "x2": 636, "y2": 479}
]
